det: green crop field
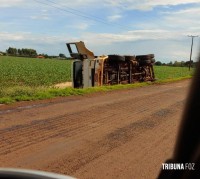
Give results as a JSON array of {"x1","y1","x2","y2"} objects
[
  {"x1": 0, "y1": 56, "x2": 195, "y2": 104},
  {"x1": 154, "y1": 66, "x2": 194, "y2": 81},
  {"x1": 0, "y1": 56, "x2": 71, "y2": 87}
]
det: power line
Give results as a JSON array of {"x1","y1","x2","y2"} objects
[
  {"x1": 30, "y1": 0, "x2": 182, "y2": 46},
  {"x1": 188, "y1": 35, "x2": 198, "y2": 71},
  {"x1": 32, "y1": 0, "x2": 132, "y2": 31},
  {"x1": 45, "y1": 0, "x2": 108, "y2": 23},
  {"x1": 32, "y1": 0, "x2": 168, "y2": 42}
]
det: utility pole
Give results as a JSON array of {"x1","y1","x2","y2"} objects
[{"x1": 188, "y1": 35, "x2": 198, "y2": 71}]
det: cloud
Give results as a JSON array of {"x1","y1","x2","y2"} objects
[
  {"x1": 107, "y1": 14, "x2": 122, "y2": 22},
  {"x1": 0, "y1": 32, "x2": 64, "y2": 43},
  {"x1": 145, "y1": 0, "x2": 199, "y2": 8},
  {"x1": 0, "y1": 28, "x2": 188, "y2": 48},
  {"x1": 104, "y1": 0, "x2": 200, "y2": 10},
  {"x1": 0, "y1": 31, "x2": 72, "y2": 54},
  {"x1": 0, "y1": 0, "x2": 25, "y2": 8},
  {"x1": 54, "y1": 0, "x2": 102, "y2": 7},
  {"x1": 2, "y1": 0, "x2": 199, "y2": 10},
  {"x1": 0, "y1": 31, "x2": 84, "y2": 48},
  {"x1": 162, "y1": 6, "x2": 200, "y2": 33},
  {"x1": 30, "y1": 15, "x2": 50, "y2": 20},
  {"x1": 133, "y1": 4, "x2": 200, "y2": 36},
  {"x1": 29, "y1": 8, "x2": 51, "y2": 20},
  {"x1": 68, "y1": 22, "x2": 90, "y2": 30},
  {"x1": 0, "y1": 32, "x2": 27, "y2": 41},
  {"x1": 80, "y1": 29, "x2": 184, "y2": 46}
]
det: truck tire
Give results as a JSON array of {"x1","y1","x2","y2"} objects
[
  {"x1": 139, "y1": 60, "x2": 151, "y2": 66},
  {"x1": 148, "y1": 54, "x2": 155, "y2": 58},
  {"x1": 108, "y1": 55, "x2": 125, "y2": 62},
  {"x1": 136, "y1": 54, "x2": 155, "y2": 61},
  {"x1": 151, "y1": 58, "x2": 155, "y2": 63},
  {"x1": 136, "y1": 54, "x2": 154, "y2": 58},
  {"x1": 124, "y1": 55, "x2": 136, "y2": 61}
]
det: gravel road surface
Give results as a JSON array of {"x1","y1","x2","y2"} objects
[{"x1": 0, "y1": 80, "x2": 191, "y2": 179}]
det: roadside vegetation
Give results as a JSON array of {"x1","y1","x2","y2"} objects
[{"x1": 0, "y1": 56, "x2": 195, "y2": 104}]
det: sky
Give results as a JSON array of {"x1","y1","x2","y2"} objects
[{"x1": 0, "y1": 0, "x2": 200, "y2": 63}]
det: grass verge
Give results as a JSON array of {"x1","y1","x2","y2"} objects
[{"x1": 0, "y1": 75, "x2": 193, "y2": 104}]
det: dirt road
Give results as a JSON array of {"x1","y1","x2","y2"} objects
[{"x1": 0, "y1": 80, "x2": 191, "y2": 179}]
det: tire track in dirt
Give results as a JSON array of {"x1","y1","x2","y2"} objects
[
  {"x1": 75, "y1": 111, "x2": 181, "y2": 179},
  {"x1": 0, "y1": 90, "x2": 183, "y2": 156},
  {"x1": 45, "y1": 100, "x2": 184, "y2": 175}
]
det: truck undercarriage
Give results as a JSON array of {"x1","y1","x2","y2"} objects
[{"x1": 66, "y1": 41, "x2": 155, "y2": 88}]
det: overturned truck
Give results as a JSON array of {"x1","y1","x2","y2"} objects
[{"x1": 66, "y1": 41, "x2": 155, "y2": 88}]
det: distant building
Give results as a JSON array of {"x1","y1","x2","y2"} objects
[{"x1": 37, "y1": 55, "x2": 45, "y2": 58}]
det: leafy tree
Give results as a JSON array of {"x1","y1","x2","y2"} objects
[
  {"x1": 59, "y1": 53, "x2": 66, "y2": 58},
  {"x1": 168, "y1": 61, "x2": 173, "y2": 66},
  {"x1": 21, "y1": 48, "x2": 37, "y2": 57},
  {"x1": 180, "y1": 61, "x2": 185, "y2": 67},
  {"x1": 18, "y1": 49, "x2": 22, "y2": 55},
  {"x1": 185, "y1": 60, "x2": 193, "y2": 67},
  {"x1": 43, "y1": 54, "x2": 49, "y2": 58},
  {"x1": 6, "y1": 47, "x2": 17, "y2": 55},
  {"x1": 155, "y1": 61, "x2": 162, "y2": 66},
  {"x1": 173, "y1": 61, "x2": 181, "y2": 67}
]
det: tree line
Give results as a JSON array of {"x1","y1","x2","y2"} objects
[
  {"x1": 154, "y1": 60, "x2": 197, "y2": 67},
  {"x1": 4, "y1": 47, "x2": 67, "y2": 59},
  {"x1": 6, "y1": 47, "x2": 37, "y2": 57},
  {"x1": 1, "y1": 47, "x2": 197, "y2": 65}
]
